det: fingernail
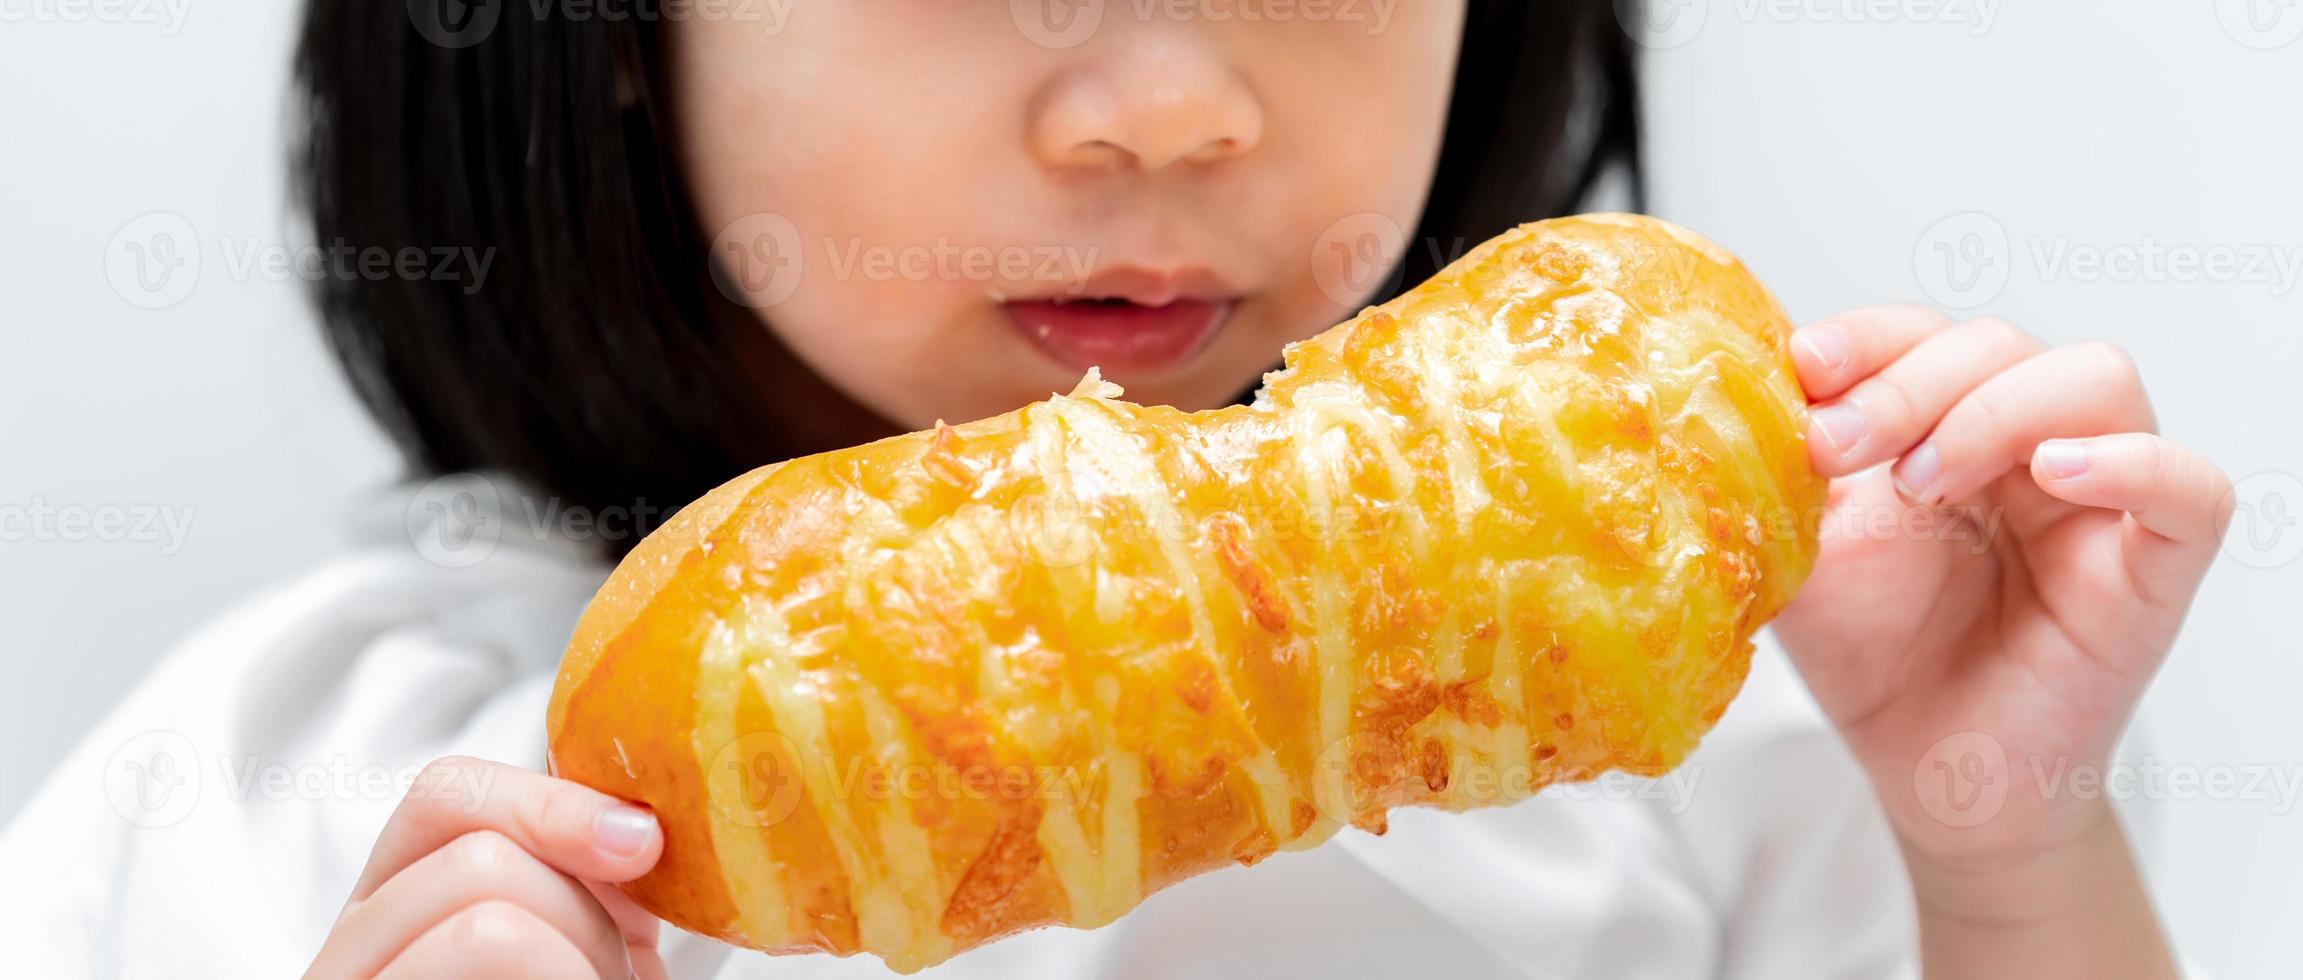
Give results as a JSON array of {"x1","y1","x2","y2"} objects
[
  {"x1": 1793, "y1": 323, "x2": 1852, "y2": 375},
  {"x1": 1894, "y1": 441, "x2": 1942, "y2": 502},
  {"x1": 1809, "y1": 401, "x2": 1868, "y2": 456},
  {"x1": 595, "y1": 804, "x2": 657, "y2": 860},
  {"x1": 2034, "y1": 440, "x2": 2091, "y2": 480}
]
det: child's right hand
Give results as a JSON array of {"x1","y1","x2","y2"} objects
[{"x1": 304, "y1": 757, "x2": 667, "y2": 979}]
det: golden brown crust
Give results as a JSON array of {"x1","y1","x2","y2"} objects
[
  {"x1": 547, "y1": 462, "x2": 784, "y2": 736},
  {"x1": 547, "y1": 214, "x2": 1824, "y2": 973},
  {"x1": 547, "y1": 464, "x2": 795, "y2": 944}
]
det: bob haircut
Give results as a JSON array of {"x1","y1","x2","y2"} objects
[{"x1": 293, "y1": 1, "x2": 1643, "y2": 552}]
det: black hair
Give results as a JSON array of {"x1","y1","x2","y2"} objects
[{"x1": 293, "y1": 1, "x2": 1642, "y2": 551}]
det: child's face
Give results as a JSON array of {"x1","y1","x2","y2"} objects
[{"x1": 670, "y1": 3, "x2": 1468, "y2": 428}]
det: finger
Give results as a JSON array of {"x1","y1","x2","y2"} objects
[
  {"x1": 316, "y1": 831, "x2": 631, "y2": 980},
  {"x1": 374, "y1": 901, "x2": 601, "y2": 980},
  {"x1": 2030, "y1": 433, "x2": 2235, "y2": 607},
  {"x1": 584, "y1": 879, "x2": 667, "y2": 971},
  {"x1": 1977, "y1": 465, "x2": 2077, "y2": 544},
  {"x1": 1892, "y1": 342, "x2": 2158, "y2": 506},
  {"x1": 1803, "y1": 316, "x2": 2045, "y2": 476},
  {"x1": 350, "y1": 757, "x2": 661, "y2": 903},
  {"x1": 1789, "y1": 304, "x2": 1956, "y2": 400}
]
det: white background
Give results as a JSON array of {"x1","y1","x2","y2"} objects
[{"x1": 2, "y1": 0, "x2": 2298, "y2": 974}]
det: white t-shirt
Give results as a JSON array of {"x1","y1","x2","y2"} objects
[{"x1": 2, "y1": 479, "x2": 1933, "y2": 979}]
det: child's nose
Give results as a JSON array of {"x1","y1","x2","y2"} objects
[{"x1": 1028, "y1": 34, "x2": 1265, "y2": 173}]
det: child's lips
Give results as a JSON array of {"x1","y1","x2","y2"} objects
[{"x1": 1002, "y1": 297, "x2": 1238, "y2": 377}]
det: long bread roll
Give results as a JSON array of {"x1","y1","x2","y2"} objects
[{"x1": 547, "y1": 213, "x2": 1825, "y2": 972}]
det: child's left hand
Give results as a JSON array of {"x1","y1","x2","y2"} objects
[{"x1": 1767, "y1": 305, "x2": 2232, "y2": 922}]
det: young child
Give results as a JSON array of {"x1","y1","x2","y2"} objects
[{"x1": 4, "y1": 3, "x2": 2230, "y2": 977}]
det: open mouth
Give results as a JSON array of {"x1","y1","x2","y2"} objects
[{"x1": 1001, "y1": 295, "x2": 1238, "y2": 377}]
